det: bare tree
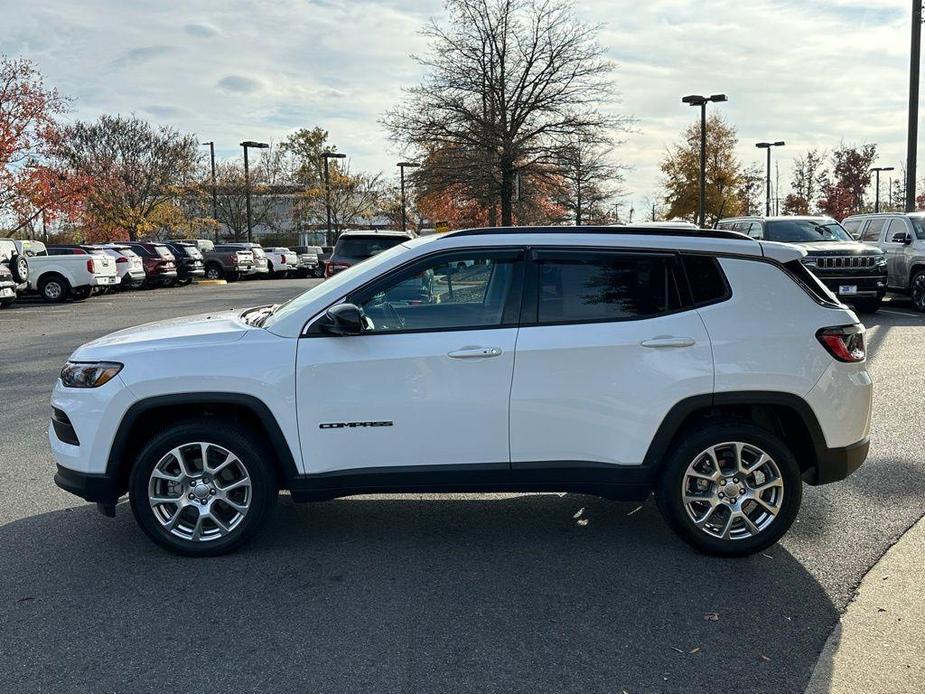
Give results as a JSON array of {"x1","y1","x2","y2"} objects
[
  {"x1": 297, "y1": 163, "x2": 382, "y2": 235},
  {"x1": 549, "y1": 139, "x2": 621, "y2": 225},
  {"x1": 53, "y1": 115, "x2": 199, "y2": 240},
  {"x1": 384, "y1": 0, "x2": 628, "y2": 226},
  {"x1": 211, "y1": 160, "x2": 281, "y2": 241}
]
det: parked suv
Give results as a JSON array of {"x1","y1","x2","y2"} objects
[
  {"x1": 162, "y1": 241, "x2": 206, "y2": 285},
  {"x1": 717, "y1": 216, "x2": 887, "y2": 312},
  {"x1": 95, "y1": 245, "x2": 146, "y2": 289},
  {"x1": 51, "y1": 226, "x2": 871, "y2": 558},
  {"x1": 325, "y1": 231, "x2": 412, "y2": 277},
  {"x1": 124, "y1": 242, "x2": 178, "y2": 287},
  {"x1": 842, "y1": 212, "x2": 925, "y2": 311}
]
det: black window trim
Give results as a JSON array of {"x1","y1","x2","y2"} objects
[
  {"x1": 304, "y1": 246, "x2": 527, "y2": 338},
  {"x1": 678, "y1": 251, "x2": 734, "y2": 308},
  {"x1": 520, "y1": 247, "x2": 695, "y2": 328}
]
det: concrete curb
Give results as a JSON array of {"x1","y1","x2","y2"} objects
[
  {"x1": 806, "y1": 514, "x2": 925, "y2": 693},
  {"x1": 193, "y1": 279, "x2": 227, "y2": 286}
]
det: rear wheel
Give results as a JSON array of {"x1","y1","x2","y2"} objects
[
  {"x1": 39, "y1": 275, "x2": 70, "y2": 303},
  {"x1": 129, "y1": 421, "x2": 278, "y2": 556},
  {"x1": 912, "y1": 270, "x2": 925, "y2": 312},
  {"x1": 71, "y1": 287, "x2": 92, "y2": 301},
  {"x1": 655, "y1": 422, "x2": 802, "y2": 557}
]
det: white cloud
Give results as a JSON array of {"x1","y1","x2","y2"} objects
[{"x1": 0, "y1": 0, "x2": 916, "y2": 207}]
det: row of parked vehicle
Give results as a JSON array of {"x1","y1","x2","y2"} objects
[{"x1": 0, "y1": 237, "x2": 330, "y2": 306}]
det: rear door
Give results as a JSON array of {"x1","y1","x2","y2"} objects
[
  {"x1": 296, "y1": 247, "x2": 525, "y2": 474},
  {"x1": 509, "y1": 249, "x2": 714, "y2": 467}
]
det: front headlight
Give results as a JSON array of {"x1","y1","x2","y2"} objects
[
  {"x1": 874, "y1": 255, "x2": 887, "y2": 266},
  {"x1": 801, "y1": 257, "x2": 817, "y2": 268},
  {"x1": 60, "y1": 361, "x2": 123, "y2": 388}
]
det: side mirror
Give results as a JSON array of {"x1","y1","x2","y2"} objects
[
  {"x1": 322, "y1": 303, "x2": 365, "y2": 336},
  {"x1": 851, "y1": 232, "x2": 861, "y2": 241},
  {"x1": 892, "y1": 232, "x2": 913, "y2": 245}
]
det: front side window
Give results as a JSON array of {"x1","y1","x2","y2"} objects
[
  {"x1": 535, "y1": 252, "x2": 682, "y2": 324},
  {"x1": 887, "y1": 218, "x2": 910, "y2": 242},
  {"x1": 353, "y1": 251, "x2": 521, "y2": 333}
]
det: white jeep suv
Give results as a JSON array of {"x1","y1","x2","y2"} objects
[{"x1": 50, "y1": 226, "x2": 872, "y2": 557}]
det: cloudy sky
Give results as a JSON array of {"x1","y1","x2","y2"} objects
[{"x1": 0, "y1": 0, "x2": 914, "y2": 215}]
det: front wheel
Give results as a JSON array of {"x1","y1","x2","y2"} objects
[
  {"x1": 129, "y1": 422, "x2": 278, "y2": 556},
  {"x1": 204, "y1": 265, "x2": 224, "y2": 281},
  {"x1": 655, "y1": 422, "x2": 802, "y2": 557},
  {"x1": 912, "y1": 270, "x2": 925, "y2": 312}
]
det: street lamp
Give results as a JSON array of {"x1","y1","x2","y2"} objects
[
  {"x1": 200, "y1": 141, "x2": 219, "y2": 241},
  {"x1": 871, "y1": 166, "x2": 896, "y2": 212},
  {"x1": 322, "y1": 151, "x2": 347, "y2": 243},
  {"x1": 682, "y1": 93, "x2": 728, "y2": 227},
  {"x1": 397, "y1": 161, "x2": 420, "y2": 233},
  {"x1": 756, "y1": 141, "x2": 786, "y2": 216},
  {"x1": 240, "y1": 140, "x2": 269, "y2": 242}
]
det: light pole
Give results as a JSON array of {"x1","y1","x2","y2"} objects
[
  {"x1": 756, "y1": 141, "x2": 786, "y2": 216},
  {"x1": 871, "y1": 166, "x2": 896, "y2": 212},
  {"x1": 322, "y1": 151, "x2": 347, "y2": 243},
  {"x1": 397, "y1": 161, "x2": 420, "y2": 233},
  {"x1": 200, "y1": 141, "x2": 219, "y2": 241},
  {"x1": 906, "y1": 0, "x2": 922, "y2": 211},
  {"x1": 682, "y1": 94, "x2": 728, "y2": 227},
  {"x1": 240, "y1": 141, "x2": 269, "y2": 242}
]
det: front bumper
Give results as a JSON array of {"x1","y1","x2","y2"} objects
[
  {"x1": 805, "y1": 437, "x2": 869, "y2": 485},
  {"x1": 813, "y1": 271, "x2": 888, "y2": 299},
  {"x1": 0, "y1": 282, "x2": 15, "y2": 299},
  {"x1": 54, "y1": 464, "x2": 119, "y2": 504}
]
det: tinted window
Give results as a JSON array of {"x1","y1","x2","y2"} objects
[
  {"x1": 335, "y1": 236, "x2": 408, "y2": 259},
  {"x1": 536, "y1": 253, "x2": 681, "y2": 324},
  {"x1": 682, "y1": 255, "x2": 729, "y2": 304},
  {"x1": 355, "y1": 253, "x2": 519, "y2": 332},
  {"x1": 764, "y1": 220, "x2": 852, "y2": 242},
  {"x1": 886, "y1": 219, "x2": 909, "y2": 243},
  {"x1": 910, "y1": 216, "x2": 925, "y2": 240},
  {"x1": 860, "y1": 219, "x2": 886, "y2": 242}
]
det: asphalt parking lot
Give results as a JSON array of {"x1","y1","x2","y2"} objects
[{"x1": 1, "y1": 281, "x2": 923, "y2": 694}]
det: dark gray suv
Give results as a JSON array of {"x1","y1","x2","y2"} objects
[{"x1": 324, "y1": 231, "x2": 412, "y2": 278}]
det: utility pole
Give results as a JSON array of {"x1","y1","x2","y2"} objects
[
  {"x1": 682, "y1": 93, "x2": 728, "y2": 227},
  {"x1": 240, "y1": 141, "x2": 269, "y2": 243},
  {"x1": 756, "y1": 141, "x2": 785, "y2": 216},
  {"x1": 907, "y1": 0, "x2": 922, "y2": 211},
  {"x1": 397, "y1": 161, "x2": 419, "y2": 233},
  {"x1": 872, "y1": 166, "x2": 896, "y2": 212},
  {"x1": 200, "y1": 141, "x2": 219, "y2": 241}
]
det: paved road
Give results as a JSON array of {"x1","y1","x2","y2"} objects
[{"x1": 1, "y1": 281, "x2": 923, "y2": 693}]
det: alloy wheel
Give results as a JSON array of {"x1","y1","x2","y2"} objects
[
  {"x1": 681, "y1": 442, "x2": 784, "y2": 541},
  {"x1": 913, "y1": 273, "x2": 925, "y2": 312},
  {"x1": 147, "y1": 441, "x2": 252, "y2": 542},
  {"x1": 44, "y1": 281, "x2": 63, "y2": 300}
]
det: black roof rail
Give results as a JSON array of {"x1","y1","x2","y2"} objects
[{"x1": 445, "y1": 225, "x2": 751, "y2": 241}]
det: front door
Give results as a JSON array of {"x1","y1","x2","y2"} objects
[
  {"x1": 510, "y1": 250, "x2": 714, "y2": 466},
  {"x1": 883, "y1": 218, "x2": 910, "y2": 289},
  {"x1": 296, "y1": 248, "x2": 524, "y2": 474}
]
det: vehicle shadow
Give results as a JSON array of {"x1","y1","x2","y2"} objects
[{"x1": 0, "y1": 494, "x2": 837, "y2": 694}]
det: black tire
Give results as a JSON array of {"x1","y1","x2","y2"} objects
[
  {"x1": 0, "y1": 298, "x2": 14, "y2": 309},
  {"x1": 852, "y1": 297, "x2": 882, "y2": 314},
  {"x1": 71, "y1": 287, "x2": 92, "y2": 301},
  {"x1": 38, "y1": 274, "x2": 70, "y2": 303},
  {"x1": 204, "y1": 264, "x2": 224, "y2": 280},
  {"x1": 129, "y1": 420, "x2": 278, "y2": 557},
  {"x1": 912, "y1": 270, "x2": 925, "y2": 313},
  {"x1": 10, "y1": 253, "x2": 28, "y2": 284},
  {"x1": 655, "y1": 421, "x2": 802, "y2": 557}
]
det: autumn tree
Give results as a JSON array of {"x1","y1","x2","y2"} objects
[
  {"x1": 384, "y1": 0, "x2": 627, "y2": 227},
  {"x1": 660, "y1": 114, "x2": 744, "y2": 225},
  {"x1": 817, "y1": 143, "x2": 878, "y2": 219},
  {"x1": 280, "y1": 127, "x2": 337, "y2": 186},
  {"x1": 53, "y1": 115, "x2": 199, "y2": 240}
]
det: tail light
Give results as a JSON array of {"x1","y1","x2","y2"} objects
[
  {"x1": 116, "y1": 256, "x2": 128, "y2": 264},
  {"x1": 325, "y1": 261, "x2": 350, "y2": 277},
  {"x1": 86, "y1": 259, "x2": 94, "y2": 272},
  {"x1": 816, "y1": 325, "x2": 865, "y2": 363}
]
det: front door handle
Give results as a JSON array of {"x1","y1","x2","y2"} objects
[
  {"x1": 447, "y1": 346, "x2": 503, "y2": 359},
  {"x1": 640, "y1": 337, "x2": 696, "y2": 349}
]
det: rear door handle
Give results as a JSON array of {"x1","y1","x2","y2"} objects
[
  {"x1": 640, "y1": 337, "x2": 696, "y2": 349},
  {"x1": 447, "y1": 347, "x2": 503, "y2": 359}
]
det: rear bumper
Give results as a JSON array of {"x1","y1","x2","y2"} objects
[
  {"x1": 806, "y1": 437, "x2": 869, "y2": 485},
  {"x1": 90, "y1": 275, "x2": 119, "y2": 287}
]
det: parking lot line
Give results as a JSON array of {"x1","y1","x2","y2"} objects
[{"x1": 880, "y1": 309, "x2": 922, "y2": 318}]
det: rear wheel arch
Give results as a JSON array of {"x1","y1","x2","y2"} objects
[
  {"x1": 108, "y1": 393, "x2": 300, "y2": 496},
  {"x1": 644, "y1": 392, "x2": 824, "y2": 479}
]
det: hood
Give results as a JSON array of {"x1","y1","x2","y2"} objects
[
  {"x1": 795, "y1": 241, "x2": 883, "y2": 256},
  {"x1": 71, "y1": 310, "x2": 250, "y2": 360}
]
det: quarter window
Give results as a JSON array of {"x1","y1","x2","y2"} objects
[
  {"x1": 354, "y1": 252, "x2": 521, "y2": 333},
  {"x1": 682, "y1": 254, "x2": 729, "y2": 305},
  {"x1": 535, "y1": 253, "x2": 682, "y2": 324}
]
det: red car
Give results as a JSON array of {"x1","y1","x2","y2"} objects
[{"x1": 125, "y1": 242, "x2": 178, "y2": 287}]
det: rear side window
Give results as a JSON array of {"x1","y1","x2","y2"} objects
[
  {"x1": 534, "y1": 252, "x2": 682, "y2": 324},
  {"x1": 682, "y1": 254, "x2": 730, "y2": 305},
  {"x1": 783, "y1": 260, "x2": 840, "y2": 306},
  {"x1": 860, "y1": 219, "x2": 885, "y2": 242}
]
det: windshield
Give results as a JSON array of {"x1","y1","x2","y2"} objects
[
  {"x1": 764, "y1": 220, "x2": 852, "y2": 243},
  {"x1": 154, "y1": 245, "x2": 173, "y2": 258},
  {"x1": 263, "y1": 242, "x2": 410, "y2": 329},
  {"x1": 335, "y1": 236, "x2": 407, "y2": 259}
]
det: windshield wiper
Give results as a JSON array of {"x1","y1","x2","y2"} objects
[{"x1": 241, "y1": 305, "x2": 277, "y2": 327}]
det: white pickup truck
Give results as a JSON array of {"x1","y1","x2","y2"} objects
[
  {"x1": 18, "y1": 241, "x2": 119, "y2": 302},
  {"x1": 263, "y1": 247, "x2": 299, "y2": 277}
]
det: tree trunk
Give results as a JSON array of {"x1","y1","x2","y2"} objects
[{"x1": 500, "y1": 158, "x2": 515, "y2": 226}]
